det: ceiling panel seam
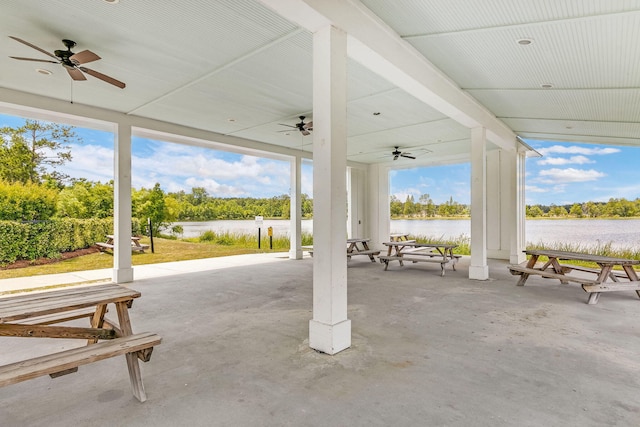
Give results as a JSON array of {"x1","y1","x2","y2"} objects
[
  {"x1": 126, "y1": 28, "x2": 307, "y2": 116},
  {"x1": 400, "y1": 9, "x2": 640, "y2": 39}
]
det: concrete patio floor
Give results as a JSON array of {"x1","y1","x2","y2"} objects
[{"x1": 1, "y1": 253, "x2": 640, "y2": 426}]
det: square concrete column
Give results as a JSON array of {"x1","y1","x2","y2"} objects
[
  {"x1": 511, "y1": 150, "x2": 527, "y2": 264},
  {"x1": 366, "y1": 163, "x2": 390, "y2": 250},
  {"x1": 113, "y1": 123, "x2": 133, "y2": 283},
  {"x1": 290, "y1": 155, "x2": 303, "y2": 260},
  {"x1": 469, "y1": 127, "x2": 489, "y2": 280},
  {"x1": 309, "y1": 25, "x2": 351, "y2": 355},
  {"x1": 347, "y1": 167, "x2": 366, "y2": 239}
]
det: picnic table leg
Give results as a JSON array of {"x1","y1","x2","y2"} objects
[
  {"x1": 448, "y1": 249, "x2": 457, "y2": 271},
  {"x1": 517, "y1": 255, "x2": 538, "y2": 286},
  {"x1": 115, "y1": 301, "x2": 148, "y2": 402},
  {"x1": 587, "y1": 265, "x2": 614, "y2": 305},
  {"x1": 622, "y1": 265, "x2": 640, "y2": 299}
]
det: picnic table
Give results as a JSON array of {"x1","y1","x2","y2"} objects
[
  {"x1": 379, "y1": 241, "x2": 459, "y2": 276},
  {"x1": 97, "y1": 235, "x2": 150, "y2": 252},
  {"x1": 301, "y1": 238, "x2": 381, "y2": 262},
  {"x1": 390, "y1": 233, "x2": 412, "y2": 242},
  {"x1": 347, "y1": 238, "x2": 380, "y2": 262},
  {"x1": 508, "y1": 249, "x2": 640, "y2": 304},
  {"x1": 0, "y1": 283, "x2": 161, "y2": 402}
]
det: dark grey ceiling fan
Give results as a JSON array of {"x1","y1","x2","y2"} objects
[
  {"x1": 278, "y1": 115, "x2": 313, "y2": 136},
  {"x1": 391, "y1": 146, "x2": 416, "y2": 160},
  {"x1": 8, "y1": 36, "x2": 126, "y2": 89}
]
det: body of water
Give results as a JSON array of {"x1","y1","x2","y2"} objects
[{"x1": 173, "y1": 219, "x2": 640, "y2": 250}]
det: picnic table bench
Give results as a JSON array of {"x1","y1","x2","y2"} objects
[
  {"x1": 379, "y1": 241, "x2": 460, "y2": 276},
  {"x1": 0, "y1": 283, "x2": 161, "y2": 402},
  {"x1": 97, "y1": 235, "x2": 150, "y2": 252},
  {"x1": 508, "y1": 249, "x2": 640, "y2": 304},
  {"x1": 300, "y1": 238, "x2": 381, "y2": 262},
  {"x1": 347, "y1": 238, "x2": 380, "y2": 262}
]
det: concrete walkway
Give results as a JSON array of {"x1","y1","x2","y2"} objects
[{"x1": 2, "y1": 254, "x2": 640, "y2": 426}]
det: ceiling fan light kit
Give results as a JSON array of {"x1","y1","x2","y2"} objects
[{"x1": 9, "y1": 36, "x2": 126, "y2": 89}]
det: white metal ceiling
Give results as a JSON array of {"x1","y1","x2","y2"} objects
[{"x1": 0, "y1": 0, "x2": 638, "y2": 165}]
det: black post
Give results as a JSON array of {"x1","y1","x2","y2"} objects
[
  {"x1": 269, "y1": 236, "x2": 273, "y2": 250},
  {"x1": 258, "y1": 228, "x2": 261, "y2": 249},
  {"x1": 147, "y1": 218, "x2": 155, "y2": 253}
]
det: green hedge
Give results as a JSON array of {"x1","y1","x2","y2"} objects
[{"x1": 0, "y1": 218, "x2": 144, "y2": 265}]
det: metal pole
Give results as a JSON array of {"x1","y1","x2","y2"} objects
[
  {"x1": 258, "y1": 228, "x2": 261, "y2": 249},
  {"x1": 147, "y1": 218, "x2": 155, "y2": 253}
]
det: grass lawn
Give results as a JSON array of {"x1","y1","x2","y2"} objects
[{"x1": 0, "y1": 237, "x2": 281, "y2": 280}]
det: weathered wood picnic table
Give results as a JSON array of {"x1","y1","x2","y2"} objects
[
  {"x1": 0, "y1": 283, "x2": 161, "y2": 402},
  {"x1": 347, "y1": 238, "x2": 380, "y2": 262},
  {"x1": 301, "y1": 238, "x2": 381, "y2": 261},
  {"x1": 97, "y1": 235, "x2": 150, "y2": 252},
  {"x1": 508, "y1": 249, "x2": 640, "y2": 304},
  {"x1": 379, "y1": 241, "x2": 459, "y2": 276}
]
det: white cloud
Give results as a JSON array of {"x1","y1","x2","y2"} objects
[
  {"x1": 536, "y1": 145, "x2": 619, "y2": 156},
  {"x1": 184, "y1": 177, "x2": 246, "y2": 197},
  {"x1": 525, "y1": 185, "x2": 547, "y2": 193},
  {"x1": 537, "y1": 155, "x2": 593, "y2": 166},
  {"x1": 58, "y1": 144, "x2": 114, "y2": 182},
  {"x1": 537, "y1": 168, "x2": 606, "y2": 183}
]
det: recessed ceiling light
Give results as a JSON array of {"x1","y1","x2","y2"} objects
[
  {"x1": 36, "y1": 68, "x2": 52, "y2": 75},
  {"x1": 541, "y1": 83, "x2": 553, "y2": 89},
  {"x1": 104, "y1": 0, "x2": 119, "y2": 4},
  {"x1": 517, "y1": 38, "x2": 533, "y2": 45},
  {"x1": 226, "y1": 118, "x2": 236, "y2": 122}
]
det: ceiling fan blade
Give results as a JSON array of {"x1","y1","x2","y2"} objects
[
  {"x1": 70, "y1": 50, "x2": 101, "y2": 65},
  {"x1": 66, "y1": 67, "x2": 87, "y2": 81},
  {"x1": 9, "y1": 56, "x2": 58, "y2": 64},
  {"x1": 304, "y1": 121, "x2": 313, "y2": 130},
  {"x1": 278, "y1": 123, "x2": 297, "y2": 129},
  {"x1": 9, "y1": 36, "x2": 58, "y2": 60},
  {"x1": 301, "y1": 130, "x2": 310, "y2": 136},
  {"x1": 401, "y1": 153, "x2": 416, "y2": 159},
  {"x1": 79, "y1": 66, "x2": 126, "y2": 89}
]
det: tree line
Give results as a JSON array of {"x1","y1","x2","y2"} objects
[
  {"x1": 2, "y1": 120, "x2": 638, "y2": 229},
  {"x1": 392, "y1": 194, "x2": 640, "y2": 219}
]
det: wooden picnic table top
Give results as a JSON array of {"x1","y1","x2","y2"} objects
[
  {"x1": 106, "y1": 235, "x2": 142, "y2": 241},
  {"x1": 524, "y1": 249, "x2": 640, "y2": 265},
  {"x1": 0, "y1": 284, "x2": 140, "y2": 324},
  {"x1": 383, "y1": 241, "x2": 458, "y2": 249},
  {"x1": 347, "y1": 238, "x2": 370, "y2": 243}
]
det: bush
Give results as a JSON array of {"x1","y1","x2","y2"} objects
[
  {"x1": 0, "y1": 218, "x2": 113, "y2": 265},
  {"x1": 0, "y1": 180, "x2": 58, "y2": 220}
]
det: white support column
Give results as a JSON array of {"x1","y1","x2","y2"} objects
[
  {"x1": 113, "y1": 123, "x2": 133, "y2": 283},
  {"x1": 290, "y1": 155, "x2": 303, "y2": 259},
  {"x1": 309, "y1": 25, "x2": 350, "y2": 355},
  {"x1": 366, "y1": 163, "x2": 390, "y2": 250},
  {"x1": 511, "y1": 150, "x2": 527, "y2": 264},
  {"x1": 469, "y1": 127, "x2": 489, "y2": 280},
  {"x1": 347, "y1": 167, "x2": 366, "y2": 239}
]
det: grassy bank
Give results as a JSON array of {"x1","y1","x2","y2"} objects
[
  {"x1": 2, "y1": 230, "x2": 638, "y2": 280},
  {"x1": 0, "y1": 233, "x2": 310, "y2": 280}
]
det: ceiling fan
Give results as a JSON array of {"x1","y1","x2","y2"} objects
[
  {"x1": 391, "y1": 146, "x2": 416, "y2": 160},
  {"x1": 8, "y1": 36, "x2": 126, "y2": 89},
  {"x1": 278, "y1": 115, "x2": 313, "y2": 136}
]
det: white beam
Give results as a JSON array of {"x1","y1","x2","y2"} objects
[
  {"x1": 469, "y1": 127, "x2": 489, "y2": 280},
  {"x1": 258, "y1": 0, "x2": 517, "y2": 149},
  {"x1": 290, "y1": 155, "x2": 303, "y2": 259},
  {"x1": 309, "y1": 26, "x2": 351, "y2": 355},
  {"x1": 113, "y1": 123, "x2": 134, "y2": 283}
]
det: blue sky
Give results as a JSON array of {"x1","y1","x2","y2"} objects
[{"x1": 1, "y1": 113, "x2": 638, "y2": 205}]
